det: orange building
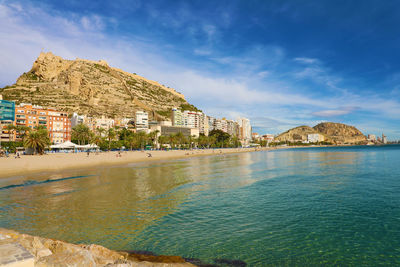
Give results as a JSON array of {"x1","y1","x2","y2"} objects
[{"x1": 14, "y1": 104, "x2": 71, "y2": 144}]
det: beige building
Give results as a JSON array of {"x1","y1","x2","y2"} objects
[
  {"x1": 307, "y1": 133, "x2": 325, "y2": 143},
  {"x1": 160, "y1": 126, "x2": 199, "y2": 138}
]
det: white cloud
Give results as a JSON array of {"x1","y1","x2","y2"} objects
[
  {"x1": 194, "y1": 49, "x2": 212, "y2": 56},
  {"x1": 80, "y1": 15, "x2": 104, "y2": 31},
  {"x1": 294, "y1": 57, "x2": 320, "y2": 64},
  {"x1": 1, "y1": 1, "x2": 400, "y2": 136},
  {"x1": 312, "y1": 107, "x2": 357, "y2": 117}
]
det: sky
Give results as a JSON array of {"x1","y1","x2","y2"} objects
[{"x1": 1, "y1": 0, "x2": 400, "y2": 139}]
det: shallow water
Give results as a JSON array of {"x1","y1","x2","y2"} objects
[{"x1": 1, "y1": 146, "x2": 400, "y2": 266}]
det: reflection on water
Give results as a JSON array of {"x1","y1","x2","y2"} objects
[{"x1": 1, "y1": 145, "x2": 400, "y2": 266}]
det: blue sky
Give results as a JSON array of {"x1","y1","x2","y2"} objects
[{"x1": 1, "y1": 0, "x2": 400, "y2": 139}]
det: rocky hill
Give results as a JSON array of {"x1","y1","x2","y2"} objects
[
  {"x1": 313, "y1": 122, "x2": 366, "y2": 144},
  {"x1": 0, "y1": 52, "x2": 198, "y2": 120},
  {"x1": 275, "y1": 122, "x2": 366, "y2": 144}
]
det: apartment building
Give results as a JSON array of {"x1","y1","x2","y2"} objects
[
  {"x1": 136, "y1": 111, "x2": 149, "y2": 132},
  {"x1": 237, "y1": 117, "x2": 252, "y2": 143},
  {"x1": 307, "y1": 133, "x2": 325, "y2": 143},
  {"x1": 172, "y1": 108, "x2": 184, "y2": 126},
  {"x1": 227, "y1": 120, "x2": 239, "y2": 137},
  {"x1": 15, "y1": 104, "x2": 71, "y2": 144},
  {"x1": 0, "y1": 99, "x2": 15, "y2": 143}
]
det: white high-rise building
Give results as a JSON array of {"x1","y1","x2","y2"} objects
[
  {"x1": 136, "y1": 111, "x2": 149, "y2": 132},
  {"x1": 199, "y1": 113, "x2": 209, "y2": 136},
  {"x1": 382, "y1": 134, "x2": 387, "y2": 144},
  {"x1": 227, "y1": 120, "x2": 239, "y2": 137},
  {"x1": 183, "y1": 110, "x2": 202, "y2": 129},
  {"x1": 71, "y1": 113, "x2": 85, "y2": 128},
  {"x1": 237, "y1": 117, "x2": 252, "y2": 142},
  {"x1": 208, "y1": 116, "x2": 216, "y2": 132}
]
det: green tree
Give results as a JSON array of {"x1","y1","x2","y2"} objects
[
  {"x1": 107, "y1": 128, "x2": 116, "y2": 150},
  {"x1": 15, "y1": 125, "x2": 30, "y2": 140},
  {"x1": 72, "y1": 124, "x2": 92, "y2": 145},
  {"x1": 209, "y1": 129, "x2": 231, "y2": 148},
  {"x1": 23, "y1": 127, "x2": 50, "y2": 154},
  {"x1": 5, "y1": 124, "x2": 15, "y2": 142}
]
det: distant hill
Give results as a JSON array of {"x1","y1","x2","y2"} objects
[
  {"x1": 275, "y1": 122, "x2": 367, "y2": 144},
  {"x1": 0, "y1": 52, "x2": 198, "y2": 120},
  {"x1": 313, "y1": 122, "x2": 366, "y2": 144}
]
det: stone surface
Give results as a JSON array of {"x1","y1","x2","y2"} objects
[
  {"x1": 0, "y1": 228, "x2": 196, "y2": 267},
  {"x1": 0, "y1": 240, "x2": 34, "y2": 267}
]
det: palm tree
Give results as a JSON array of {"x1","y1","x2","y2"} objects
[
  {"x1": 125, "y1": 135, "x2": 136, "y2": 151},
  {"x1": 72, "y1": 124, "x2": 91, "y2": 145},
  {"x1": 15, "y1": 125, "x2": 31, "y2": 140},
  {"x1": 5, "y1": 124, "x2": 15, "y2": 142},
  {"x1": 23, "y1": 128, "x2": 50, "y2": 155},
  {"x1": 95, "y1": 127, "x2": 106, "y2": 137},
  {"x1": 92, "y1": 134, "x2": 103, "y2": 148},
  {"x1": 107, "y1": 128, "x2": 116, "y2": 151},
  {"x1": 136, "y1": 131, "x2": 148, "y2": 150},
  {"x1": 148, "y1": 130, "x2": 159, "y2": 149}
]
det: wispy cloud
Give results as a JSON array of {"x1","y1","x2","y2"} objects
[
  {"x1": 294, "y1": 57, "x2": 320, "y2": 64},
  {"x1": 312, "y1": 107, "x2": 357, "y2": 117},
  {"x1": 1, "y1": 0, "x2": 400, "y2": 138}
]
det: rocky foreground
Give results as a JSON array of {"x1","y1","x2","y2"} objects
[{"x1": 0, "y1": 228, "x2": 196, "y2": 267}]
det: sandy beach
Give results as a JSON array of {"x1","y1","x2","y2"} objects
[{"x1": 0, "y1": 147, "x2": 277, "y2": 178}]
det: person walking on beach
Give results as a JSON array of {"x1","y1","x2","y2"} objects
[{"x1": 87, "y1": 151, "x2": 90, "y2": 157}]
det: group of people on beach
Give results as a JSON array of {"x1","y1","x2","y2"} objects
[{"x1": 0, "y1": 149, "x2": 21, "y2": 158}]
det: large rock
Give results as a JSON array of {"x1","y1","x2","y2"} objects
[
  {"x1": 0, "y1": 228, "x2": 196, "y2": 267},
  {"x1": 1, "y1": 52, "x2": 192, "y2": 120}
]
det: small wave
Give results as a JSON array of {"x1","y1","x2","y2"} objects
[{"x1": 0, "y1": 175, "x2": 96, "y2": 191}]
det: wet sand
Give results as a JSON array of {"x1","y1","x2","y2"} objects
[{"x1": 0, "y1": 147, "x2": 276, "y2": 178}]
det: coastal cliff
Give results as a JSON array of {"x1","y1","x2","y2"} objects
[{"x1": 0, "y1": 52, "x2": 198, "y2": 120}]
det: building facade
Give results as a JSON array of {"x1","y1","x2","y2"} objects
[
  {"x1": 237, "y1": 117, "x2": 252, "y2": 143},
  {"x1": 0, "y1": 99, "x2": 16, "y2": 144},
  {"x1": 160, "y1": 126, "x2": 200, "y2": 138},
  {"x1": 14, "y1": 104, "x2": 71, "y2": 144},
  {"x1": 307, "y1": 133, "x2": 325, "y2": 143},
  {"x1": 172, "y1": 108, "x2": 184, "y2": 126},
  {"x1": 136, "y1": 111, "x2": 149, "y2": 132}
]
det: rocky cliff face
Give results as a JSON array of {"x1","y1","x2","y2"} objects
[
  {"x1": 275, "y1": 122, "x2": 366, "y2": 144},
  {"x1": 0, "y1": 52, "x2": 192, "y2": 120},
  {"x1": 313, "y1": 122, "x2": 367, "y2": 144}
]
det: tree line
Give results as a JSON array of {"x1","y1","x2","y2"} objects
[
  {"x1": 1, "y1": 124, "x2": 50, "y2": 154},
  {"x1": 71, "y1": 125, "x2": 242, "y2": 150},
  {"x1": 1, "y1": 124, "x2": 244, "y2": 154}
]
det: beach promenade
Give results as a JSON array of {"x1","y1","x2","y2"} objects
[{"x1": 0, "y1": 147, "x2": 274, "y2": 178}]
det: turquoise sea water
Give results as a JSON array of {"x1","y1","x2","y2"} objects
[{"x1": 1, "y1": 145, "x2": 400, "y2": 266}]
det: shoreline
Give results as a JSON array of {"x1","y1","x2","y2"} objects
[{"x1": 0, "y1": 147, "x2": 277, "y2": 179}]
